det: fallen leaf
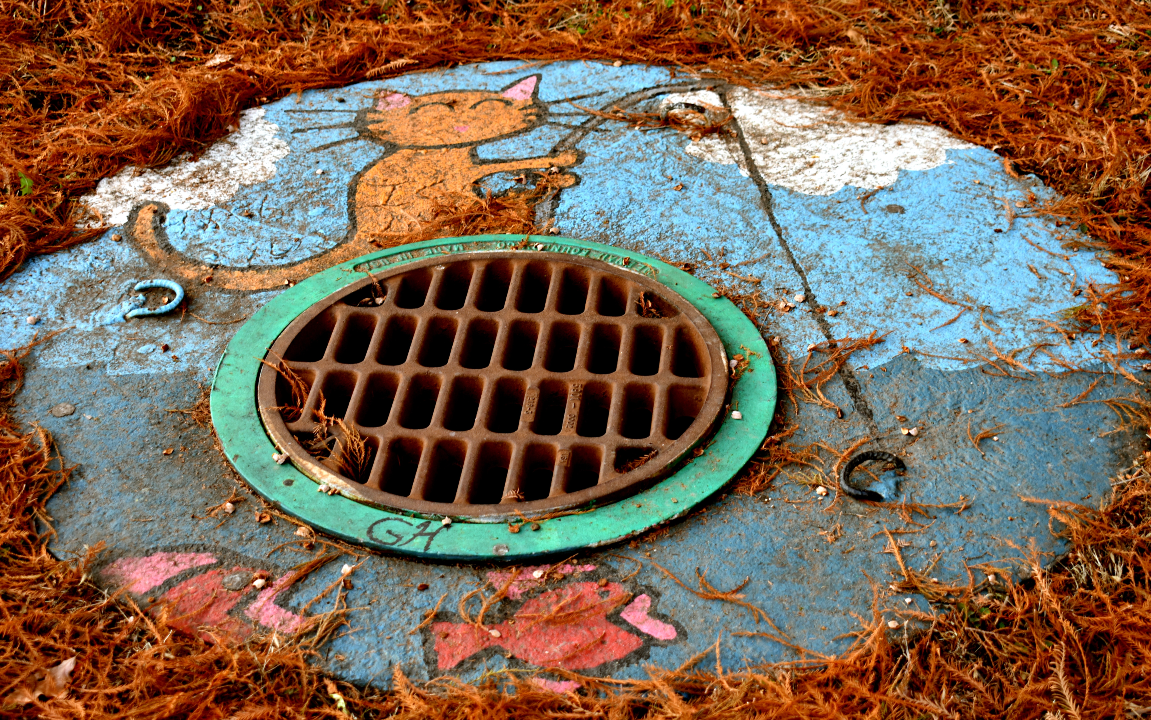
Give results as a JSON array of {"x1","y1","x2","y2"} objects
[{"x1": 5, "y1": 657, "x2": 77, "y2": 706}]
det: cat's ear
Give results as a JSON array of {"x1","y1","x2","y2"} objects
[
  {"x1": 500, "y1": 75, "x2": 539, "y2": 102},
  {"x1": 375, "y1": 91, "x2": 412, "y2": 111}
]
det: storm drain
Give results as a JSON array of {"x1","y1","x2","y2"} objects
[{"x1": 257, "y1": 252, "x2": 729, "y2": 518}]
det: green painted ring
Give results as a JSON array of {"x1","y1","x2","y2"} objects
[{"x1": 211, "y1": 235, "x2": 775, "y2": 560}]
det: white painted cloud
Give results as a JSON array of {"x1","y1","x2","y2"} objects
[
  {"x1": 665, "y1": 88, "x2": 974, "y2": 195},
  {"x1": 80, "y1": 108, "x2": 290, "y2": 227}
]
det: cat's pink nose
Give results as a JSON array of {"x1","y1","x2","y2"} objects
[{"x1": 454, "y1": 125, "x2": 470, "y2": 133}]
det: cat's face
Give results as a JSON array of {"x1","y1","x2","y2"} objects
[{"x1": 362, "y1": 76, "x2": 543, "y2": 149}]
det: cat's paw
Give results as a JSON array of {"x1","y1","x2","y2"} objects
[
  {"x1": 550, "y1": 150, "x2": 581, "y2": 168},
  {"x1": 548, "y1": 172, "x2": 578, "y2": 189}
]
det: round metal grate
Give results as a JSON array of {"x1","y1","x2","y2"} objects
[{"x1": 257, "y1": 252, "x2": 728, "y2": 518}]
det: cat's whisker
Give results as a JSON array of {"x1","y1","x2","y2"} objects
[
  {"x1": 307, "y1": 135, "x2": 364, "y2": 153},
  {"x1": 292, "y1": 122, "x2": 356, "y2": 133},
  {"x1": 546, "y1": 121, "x2": 606, "y2": 132},
  {"x1": 546, "y1": 91, "x2": 605, "y2": 105}
]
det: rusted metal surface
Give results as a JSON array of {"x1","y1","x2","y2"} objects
[{"x1": 256, "y1": 251, "x2": 728, "y2": 518}]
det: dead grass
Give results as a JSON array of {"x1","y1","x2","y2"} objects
[{"x1": 4, "y1": 1, "x2": 1151, "y2": 716}]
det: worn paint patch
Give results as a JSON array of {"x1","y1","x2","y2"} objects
[
  {"x1": 245, "y1": 575, "x2": 308, "y2": 634},
  {"x1": 99, "y1": 549, "x2": 309, "y2": 644},
  {"x1": 81, "y1": 108, "x2": 290, "y2": 227},
  {"x1": 103, "y1": 551, "x2": 217, "y2": 593}
]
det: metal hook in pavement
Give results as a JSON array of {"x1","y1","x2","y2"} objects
[
  {"x1": 839, "y1": 450, "x2": 906, "y2": 502},
  {"x1": 660, "y1": 101, "x2": 709, "y2": 121},
  {"x1": 125, "y1": 279, "x2": 185, "y2": 319}
]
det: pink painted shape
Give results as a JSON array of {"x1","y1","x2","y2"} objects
[
  {"x1": 453, "y1": 125, "x2": 470, "y2": 133},
  {"x1": 487, "y1": 563, "x2": 596, "y2": 599},
  {"x1": 159, "y1": 566, "x2": 254, "y2": 643},
  {"x1": 501, "y1": 76, "x2": 537, "y2": 101},
  {"x1": 433, "y1": 581, "x2": 643, "y2": 671},
  {"x1": 620, "y1": 594, "x2": 677, "y2": 640},
  {"x1": 532, "y1": 678, "x2": 581, "y2": 693},
  {"x1": 244, "y1": 576, "x2": 307, "y2": 634},
  {"x1": 376, "y1": 92, "x2": 411, "y2": 111},
  {"x1": 103, "y1": 552, "x2": 217, "y2": 594}
]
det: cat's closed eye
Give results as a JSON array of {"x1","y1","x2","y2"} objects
[
  {"x1": 411, "y1": 101, "x2": 458, "y2": 114},
  {"x1": 470, "y1": 98, "x2": 512, "y2": 110}
]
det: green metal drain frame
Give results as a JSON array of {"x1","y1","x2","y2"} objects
[{"x1": 211, "y1": 234, "x2": 775, "y2": 560}]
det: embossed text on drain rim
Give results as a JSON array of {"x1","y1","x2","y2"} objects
[{"x1": 211, "y1": 235, "x2": 775, "y2": 560}]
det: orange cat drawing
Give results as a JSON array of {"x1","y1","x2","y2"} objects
[
  {"x1": 353, "y1": 75, "x2": 579, "y2": 241},
  {"x1": 127, "y1": 75, "x2": 582, "y2": 292}
]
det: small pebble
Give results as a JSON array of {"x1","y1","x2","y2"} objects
[
  {"x1": 530, "y1": 522, "x2": 541, "y2": 531},
  {"x1": 929, "y1": 540, "x2": 937, "y2": 547},
  {"x1": 729, "y1": 359, "x2": 739, "y2": 369},
  {"x1": 908, "y1": 427, "x2": 919, "y2": 436},
  {"x1": 900, "y1": 427, "x2": 909, "y2": 435},
  {"x1": 223, "y1": 502, "x2": 235, "y2": 514},
  {"x1": 794, "y1": 293, "x2": 806, "y2": 303},
  {"x1": 489, "y1": 629, "x2": 501, "y2": 638},
  {"x1": 417, "y1": 583, "x2": 429, "y2": 591},
  {"x1": 441, "y1": 516, "x2": 452, "y2": 526},
  {"x1": 535, "y1": 243, "x2": 545, "y2": 250},
  {"x1": 341, "y1": 564, "x2": 354, "y2": 576},
  {"x1": 273, "y1": 452, "x2": 289, "y2": 465},
  {"x1": 49, "y1": 402, "x2": 76, "y2": 418},
  {"x1": 992, "y1": 436, "x2": 999, "y2": 442},
  {"x1": 815, "y1": 485, "x2": 828, "y2": 496},
  {"x1": 532, "y1": 570, "x2": 545, "y2": 579},
  {"x1": 25, "y1": 316, "x2": 39, "y2": 325},
  {"x1": 887, "y1": 620, "x2": 900, "y2": 629},
  {"x1": 315, "y1": 168, "x2": 325, "y2": 175},
  {"x1": 731, "y1": 410, "x2": 743, "y2": 420},
  {"x1": 987, "y1": 574, "x2": 997, "y2": 584},
  {"x1": 111, "y1": 233, "x2": 122, "y2": 242},
  {"x1": 904, "y1": 597, "x2": 913, "y2": 605},
  {"x1": 612, "y1": 60, "x2": 622, "y2": 67},
  {"x1": 295, "y1": 526, "x2": 311, "y2": 538},
  {"x1": 252, "y1": 578, "x2": 267, "y2": 589},
  {"x1": 222, "y1": 572, "x2": 250, "y2": 591},
  {"x1": 671, "y1": 498, "x2": 678, "y2": 503}
]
